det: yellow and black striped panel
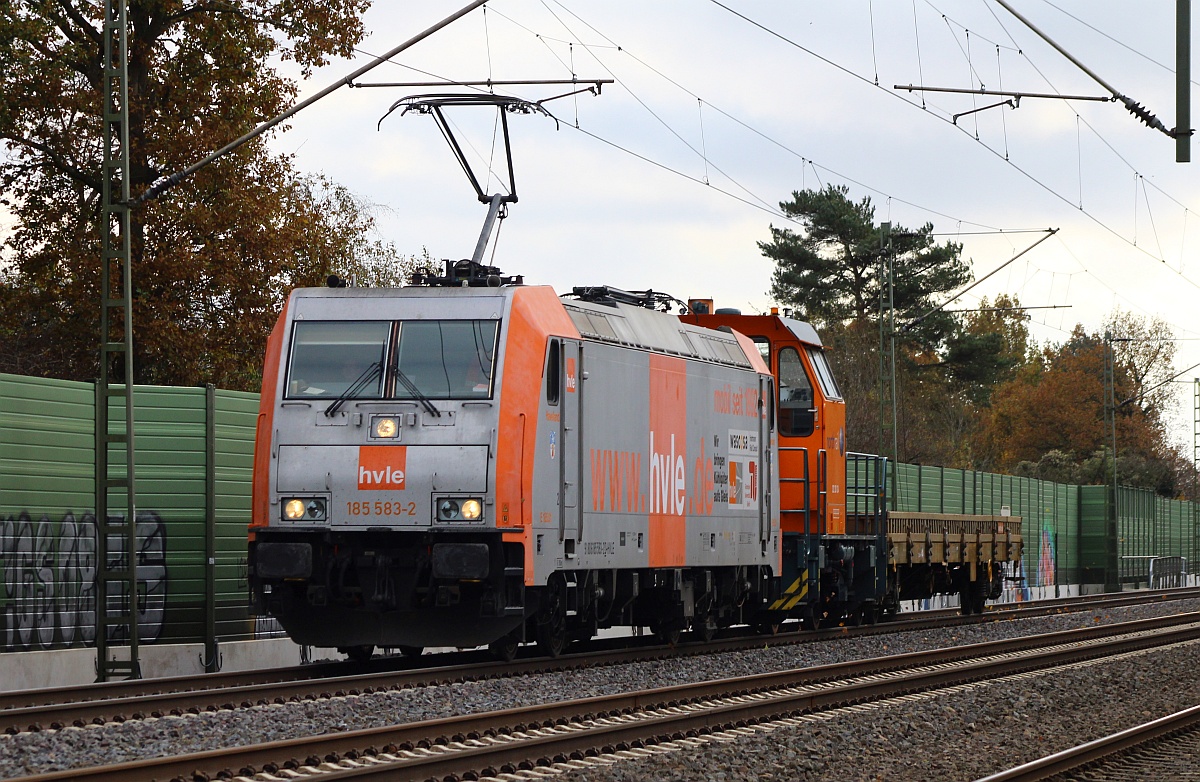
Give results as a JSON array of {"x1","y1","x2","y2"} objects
[{"x1": 768, "y1": 570, "x2": 809, "y2": 612}]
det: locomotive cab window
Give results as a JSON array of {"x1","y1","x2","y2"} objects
[
  {"x1": 807, "y1": 347, "x2": 842, "y2": 400},
  {"x1": 395, "y1": 320, "x2": 499, "y2": 399},
  {"x1": 777, "y1": 347, "x2": 815, "y2": 437},
  {"x1": 286, "y1": 321, "x2": 389, "y2": 398},
  {"x1": 285, "y1": 319, "x2": 499, "y2": 400}
]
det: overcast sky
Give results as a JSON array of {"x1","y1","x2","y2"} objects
[{"x1": 268, "y1": 1, "x2": 1199, "y2": 446}]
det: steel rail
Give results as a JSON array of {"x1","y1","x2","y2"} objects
[
  {"x1": 10, "y1": 614, "x2": 1200, "y2": 782},
  {"x1": 3, "y1": 587, "x2": 1197, "y2": 734},
  {"x1": 975, "y1": 703, "x2": 1200, "y2": 781}
]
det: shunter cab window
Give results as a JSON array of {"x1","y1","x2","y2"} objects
[
  {"x1": 285, "y1": 319, "x2": 499, "y2": 400},
  {"x1": 807, "y1": 347, "x2": 842, "y2": 400},
  {"x1": 777, "y1": 347, "x2": 816, "y2": 437},
  {"x1": 751, "y1": 337, "x2": 770, "y2": 364}
]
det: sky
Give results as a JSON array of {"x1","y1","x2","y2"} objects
[{"x1": 268, "y1": 1, "x2": 1200, "y2": 447}]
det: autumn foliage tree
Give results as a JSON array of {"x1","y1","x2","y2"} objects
[
  {"x1": 972, "y1": 313, "x2": 1184, "y2": 496},
  {"x1": 758, "y1": 184, "x2": 1189, "y2": 495},
  {"x1": 0, "y1": 0, "x2": 424, "y2": 390}
]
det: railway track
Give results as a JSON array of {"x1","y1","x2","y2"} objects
[
  {"x1": 976, "y1": 703, "x2": 1200, "y2": 781},
  {"x1": 2, "y1": 588, "x2": 1197, "y2": 736},
  {"x1": 9, "y1": 612, "x2": 1200, "y2": 782}
]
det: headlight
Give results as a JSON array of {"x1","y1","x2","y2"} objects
[
  {"x1": 436, "y1": 497, "x2": 483, "y2": 522},
  {"x1": 437, "y1": 499, "x2": 460, "y2": 520},
  {"x1": 372, "y1": 416, "x2": 399, "y2": 439},
  {"x1": 282, "y1": 497, "x2": 326, "y2": 521}
]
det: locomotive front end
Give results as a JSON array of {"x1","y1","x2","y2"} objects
[{"x1": 249, "y1": 284, "x2": 524, "y2": 656}]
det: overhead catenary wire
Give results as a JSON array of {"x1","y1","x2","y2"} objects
[
  {"x1": 528, "y1": 1, "x2": 1006, "y2": 230},
  {"x1": 135, "y1": 0, "x2": 491, "y2": 205},
  {"x1": 904, "y1": 228, "x2": 1059, "y2": 332},
  {"x1": 992, "y1": 0, "x2": 1176, "y2": 137},
  {"x1": 307, "y1": 1, "x2": 1190, "y2": 367},
  {"x1": 702, "y1": 0, "x2": 1200, "y2": 293},
  {"x1": 535, "y1": 0, "x2": 781, "y2": 216}
]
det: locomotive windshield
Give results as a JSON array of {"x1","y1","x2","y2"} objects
[
  {"x1": 287, "y1": 321, "x2": 389, "y2": 398},
  {"x1": 285, "y1": 319, "x2": 499, "y2": 400},
  {"x1": 396, "y1": 320, "x2": 498, "y2": 399}
]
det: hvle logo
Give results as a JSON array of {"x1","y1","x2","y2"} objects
[{"x1": 358, "y1": 445, "x2": 407, "y2": 490}]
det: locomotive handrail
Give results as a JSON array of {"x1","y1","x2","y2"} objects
[{"x1": 817, "y1": 448, "x2": 828, "y2": 537}]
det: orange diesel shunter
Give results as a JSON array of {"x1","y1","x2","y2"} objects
[{"x1": 684, "y1": 303, "x2": 1019, "y2": 626}]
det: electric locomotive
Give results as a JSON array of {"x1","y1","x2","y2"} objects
[{"x1": 249, "y1": 260, "x2": 781, "y2": 660}]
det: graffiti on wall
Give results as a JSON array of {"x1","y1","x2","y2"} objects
[
  {"x1": 1037, "y1": 529, "x2": 1057, "y2": 587},
  {"x1": 0, "y1": 510, "x2": 168, "y2": 652}
]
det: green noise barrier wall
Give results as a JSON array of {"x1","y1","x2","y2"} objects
[
  {"x1": 0, "y1": 373, "x2": 260, "y2": 654},
  {"x1": 2, "y1": 371, "x2": 1198, "y2": 655}
]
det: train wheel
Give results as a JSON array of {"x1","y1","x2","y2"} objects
[
  {"x1": 398, "y1": 645, "x2": 423, "y2": 659},
  {"x1": 341, "y1": 645, "x2": 374, "y2": 663},
  {"x1": 959, "y1": 591, "x2": 974, "y2": 616},
  {"x1": 535, "y1": 576, "x2": 567, "y2": 658},
  {"x1": 652, "y1": 621, "x2": 682, "y2": 646},
  {"x1": 692, "y1": 615, "x2": 717, "y2": 643},
  {"x1": 970, "y1": 584, "x2": 987, "y2": 615},
  {"x1": 488, "y1": 631, "x2": 521, "y2": 662}
]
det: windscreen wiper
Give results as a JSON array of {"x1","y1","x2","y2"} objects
[
  {"x1": 396, "y1": 367, "x2": 441, "y2": 417},
  {"x1": 324, "y1": 362, "x2": 383, "y2": 418}
]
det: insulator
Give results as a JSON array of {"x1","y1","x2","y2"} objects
[{"x1": 1119, "y1": 96, "x2": 1170, "y2": 134}]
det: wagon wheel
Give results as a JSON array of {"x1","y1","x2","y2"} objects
[
  {"x1": 959, "y1": 590, "x2": 975, "y2": 616},
  {"x1": 535, "y1": 575, "x2": 568, "y2": 658},
  {"x1": 969, "y1": 580, "x2": 988, "y2": 615},
  {"x1": 861, "y1": 603, "x2": 878, "y2": 626}
]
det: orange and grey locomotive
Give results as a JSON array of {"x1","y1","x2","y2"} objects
[{"x1": 248, "y1": 261, "x2": 781, "y2": 660}]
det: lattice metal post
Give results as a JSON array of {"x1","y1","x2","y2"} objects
[
  {"x1": 1194, "y1": 379, "x2": 1198, "y2": 575},
  {"x1": 96, "y1": 0, "x2": 140, "y2": 681},
  {"x1": 878, "y1": 224, "x2": 898, "y2": 510},
  {"x1": 1103, "y1": 336, "x2": 1119, "y2": 592}
]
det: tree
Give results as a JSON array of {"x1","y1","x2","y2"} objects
[
  {"x1": 972, "y1": 314, "x2": 1183, "y2": 496},
  {"x1": 943, "y1": 294, "x2": 1033, "y2": 404},
  {"x1": 1105, "y1": 309, "x2": 1177, "y2": 421},
  {"x1": 0, "y1": 1, "x2": 414, "y2": 391},
  {"x1": 761, "y1": 184, "x2": 972, "y2": 350},
  {"x1": 761, "y1": 184, "x2": 981, "y2": 462}
]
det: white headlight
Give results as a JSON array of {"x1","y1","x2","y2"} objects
[
  {"x1": 373, "y1": 416, "x2": 399, "y2": 438},
  {"x1": 461, "y1": 499, "x2": 482, "y2": 520},
  {"x1": 284, "y1": 499, "x2": 306, "y2": 520}
]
